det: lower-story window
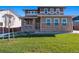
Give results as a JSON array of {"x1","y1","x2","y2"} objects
[
  {"x1": 54, "y1": 18, "x2": 59, "y2": 26},
  {"x1": 61, "y1": 18, "x2": 67, "y2": 26},
  {"x1": 46, "y1": 18, "x2": 51, "y2": 26},
  {"x1": 0, "y1": 22, "x2": 3, "y2": 26}
]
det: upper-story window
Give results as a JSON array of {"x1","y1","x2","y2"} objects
[
  {"x1": 27, "y1": 11, "x2": 37, "y2": 15},
  {"x1": 50, "y1": 8, "x2": 54, "y2": 11},
  {"x1": 35, "y1": 11, "x2": 37, "y2": 14},
  {"x1": 60, "y1": 8, "x2": 63, "y2": 11},
  {"x1": 54, "y1": 18, "x2": 59, "y2": 26},
  {"x1": 55, "y1": 8, "x2": 60, "y2": 15},
  {"x1": 61, "y1": 18, "x2": 67, "y2": 26},
  {"x1": 27, "y1": 11, "x2": 31, "y2": 14},
  {"x1": 56, "y1": 8, "x2": 60, "y2": 11},
  {"x1": 31, "y1": 11, "x2": 33, "y2": 14},
  {"x1": 30, "y1": 11, "x2": 34, "y2": 14},
  {"x1": 44, "y1": 8, "x2": 49, "y2": 14},
  {"x1": 50, "y1": 8, "x2": 54, "y2": 14}
]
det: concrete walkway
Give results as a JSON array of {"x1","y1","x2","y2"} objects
[{"x1": 72, "y1": 30, "x2": 79, "y2": 33}]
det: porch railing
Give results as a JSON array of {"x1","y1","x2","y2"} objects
[{"x1": 23, "y1": 25, "x2": 33, "y2": 32}]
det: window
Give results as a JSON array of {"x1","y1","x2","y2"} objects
[
  {"x1": 54, "y1": 18, "x2": 59, "y2": 26},
  {"x1": 30, "y1": 11, "x2": 33, "y2": 14},
  {"x1": 32, "y1": 11, "x2": 34, "y2": 14},
  {"x1": 56, "y1": 8, "x2": 60, "y2": 11},
  {"x1": 46, "y1": 18, "x2": 51, "y2": 26},
  {"x1": 25, "y1": 19, "x2": 32, "y2": 25},
  {"x1": 50, "y1": 8, "x2": 54, "y2": 11},
  {"x1": 44, "y1": 8, "x2": 48, "y2": 14},
  {"x1": 61, "y1": 18, "x2": 67, "y2": 26},
  {"x1": 50, "y1": 8, "x2": 54, "y2": 14},
  {"x1": 0, "y1": 22, "x2": 3, "y2": 26},
  {"x1": 60, "y1": 8, "x2": 63, "y2": 11},
  {"x1": 34, "y1": 11, "x2": 37, "y2": 14}
]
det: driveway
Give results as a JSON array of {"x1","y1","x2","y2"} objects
[{"x1": 72, "y1": 30, "x2": 79, "y2": 33}]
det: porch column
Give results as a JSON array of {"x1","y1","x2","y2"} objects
[
  {"x1": 40, "y1": 16, "x2": 42, "y2": 32},
  {"x1": 33, "y1": 19, "x2": 35, "y2": 32},
  {"x1": 21, "y1": 19, "x2": 25, "y2": 32}
]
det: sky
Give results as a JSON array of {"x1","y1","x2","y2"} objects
[{"x1": 0, "y1": 6, "x2": 79, "y2": 16}]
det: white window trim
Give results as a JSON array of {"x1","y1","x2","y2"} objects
[
  {"x1": 61, "y1": 18, "x2": 67, "y2": 24},
  {"x1": 46, "y1": 18, "x2": 52, "y2": 23},
  {"x1": 44, "y1": 8, "x2": 49, "y2": 14},
  {"x1": 53, "y1": 18, "x2": 60, "y2": 23}
]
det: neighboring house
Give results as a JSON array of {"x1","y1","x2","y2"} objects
[
  {"x1": 0, "y1": 10, "x2": 21, "y2": 33},
  {"x1": 73, "y1": 16, "x2": 79, "y2": 30},
  {"x1": 21, "y1": 6, "x2": 73, "y2": 34}
]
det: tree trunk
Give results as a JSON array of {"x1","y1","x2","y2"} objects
[
  {"x1": 8, "y1": 25, "x2": 10, "y2": 41},
  {"x1": 2, "y1": 27, "x2": 4, "y2": 40},
  {"x1": 12, "y1": 28, "x2": 15, "y2": 39}
]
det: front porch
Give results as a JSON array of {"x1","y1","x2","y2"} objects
[{"x1": 21, "y1": 17, "x2": 40, "y2": 32}]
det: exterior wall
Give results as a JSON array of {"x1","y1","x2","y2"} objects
[
  {"x1": 0, "y1": 27, "x2": 21, "y2": 33},
  {"x1": 38, "y1": 7, "x2": 64, "y2": 15},
  {"x1": 0, "y1": 10, "x2": 21, "y2": 28},
  {"x1": 5, "y1": 10, "x2": 21, "y2": 28},
  {"x1": 40, "y1": 16, "x2": 73, "y2": 33}
]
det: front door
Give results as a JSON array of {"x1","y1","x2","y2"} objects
[{"x1": 35, "y1": 19, "x2": 40, "y2": 31}]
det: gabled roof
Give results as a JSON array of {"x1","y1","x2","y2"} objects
[
  {"x1": 23, "y1": 9, "x2": 38, "y2": 11},
  {"x1": 0, "y1": 9, "x2": 21, "y2": 18},
  {"x1": 73, "y1": 16, "x2": 79, "y2": 20}
]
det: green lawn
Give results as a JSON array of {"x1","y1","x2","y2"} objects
[{"x1": 0, "y1": 33, "x2": 79, "y2": 53}]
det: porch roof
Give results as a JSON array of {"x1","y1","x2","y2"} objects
[
  {"x1": 37, "y1": 15, "x2": 72, "y2": 18},
  {"x1": 20, "y1": 16, "x2": 38, "y2": 19}
]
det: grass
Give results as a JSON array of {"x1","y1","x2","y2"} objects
[{"x1": 0, "y1": 33, "x2": 79, "y2": 53}]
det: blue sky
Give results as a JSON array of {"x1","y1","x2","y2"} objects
[{"x1": 0, "y1": 6, "x2": 79, "y2": 16}]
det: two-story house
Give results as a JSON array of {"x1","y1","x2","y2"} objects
[{"x1": 21, "y1": 6, "x2": 73, "y2": 34}]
